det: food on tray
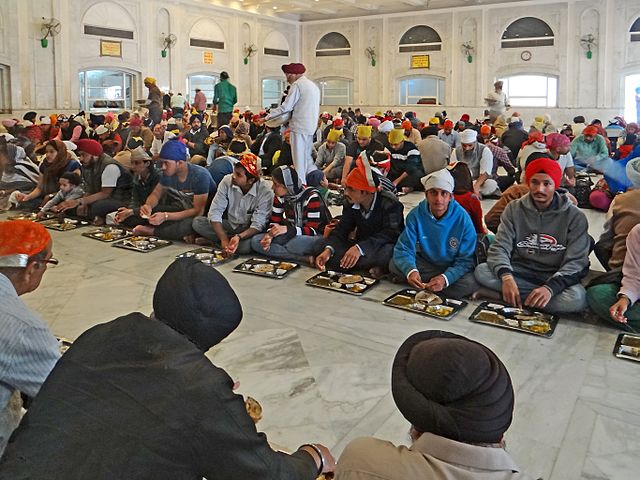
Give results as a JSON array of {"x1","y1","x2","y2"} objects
[
  {"x1": 8, "y1": 213, "x2": 38, "y2": 221},
  {"x1": 388, "y1": 295, "x2": 414, "y2": 306},
  {"x1": 514, "y1": 314, "x2": 539, "y2": 321},
  {"x1": 475, "y1": 310, "x2": 505, "y2": 323},
  {"x1": 278, "y1": 262, "x2": 296, "y2": 271},
  {"x1": 102, "y1": 232, "x2": 114, "y2": 241},
  {"x1": 252, "y1": 264, "x2": 275, "y2": 273},
  {"x1": 619, "y1": 345, "x2": 640, "y2": 357},
  {"x1": 424, "y1": 305, "x2": 454, "y2": 317},
  {"x1": 338, "y1": 274, "x2": 364, "y2": 284},
  {"x1": 348, "y1": 283, "x2": 366, "y2": 293},
  {"x1": 245, "y1": 396, "x2": 263, "y2": 423},
  {"x1": 330, "y1": 281, "x2": 344, "y2": 289},
  {"x1": 415, "y1": 291, "x2": 442, "y2": 306}
]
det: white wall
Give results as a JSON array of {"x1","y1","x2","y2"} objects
[
  {"x1": 2, "y1": 0, "x2": 640, "y2": 128},
  {"x1": 301, "y1": 0, "x2": 640, "y2": 126},
  {"x1": 1, "y1": 0, "x2": 299, "y2": 115}
]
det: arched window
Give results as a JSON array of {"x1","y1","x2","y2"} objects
[
  {"x1": 499, "y1": 74, "x2": 557, "y2": 107},
  {"x1": 399, "y1": 26, "x2": 442, "y2": 52},
  {"x1": 187, "y1": 73, "x2": 219, "y2": 105},
  {"x1": 398, "y1": 76, "x2": 445, "y2": 105},
  {"x1": 262, "y1": 78, "x2": 286, "y2": 108},
  {"x1": 501, "y1": 17, "x2": 554, "y2": 48},
  {"x1": 631, "y1": 17, "x2": 640, "y2": 42},
  {"x1": 316, "y1": 77, "x2": 352, "y2": 105},
  {"x1": 315, "y1": 32, "x2": 351, "y2": 57},
  {"x1": 79, "y1": 69, "x2": 134, "y2": 112}
]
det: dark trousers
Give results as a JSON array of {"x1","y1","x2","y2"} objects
[
  {"x1": 217, "y1": 112, "x2": 232, "y2": 127},
  {"x1": 316, "y1": 237, "x2": 395, "y2": 272}
]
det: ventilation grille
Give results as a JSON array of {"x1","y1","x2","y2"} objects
[
  {"x1": 264, "y1": 48, "x2": 289, "y2": 57},
  {"x1": 84, "y1": 25, "x2": 134, "y2": 40},
  {"x1": 190, "y1": 38, "x2": 225, "y2": 50}
]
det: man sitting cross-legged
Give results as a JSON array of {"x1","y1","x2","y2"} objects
[
  {"x1": 474, "y1": 158, "x2": 590, "y2": 314},
  {"x1": 315, "y1": 157, "x2": 404, "y2": 278},
  {"x1": 389, "y1": 168, "x2": 479, "y2": 298}
]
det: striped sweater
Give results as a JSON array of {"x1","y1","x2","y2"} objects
[{"x1": 270, "y1": 188, "x2": 329, "y2": 241}]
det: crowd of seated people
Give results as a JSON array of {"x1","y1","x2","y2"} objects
[{"x1": 2, "y1": 88, "x2": 640, "y2": 478}]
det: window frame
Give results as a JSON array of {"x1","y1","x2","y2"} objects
[
  {"x1": 79, "y1": 69, "x2": 134, "y2": 112},
  {"x1": 315, "y1": 77, "x2": 353, "y2": 106},
  {"x1": 501, "y1": 17, "x2": 555, "y2": 49},
  {"x1": 262, "y1": 77, "x2": 286, "y2": 109},
  {"x1": 186, "y1": 73, "x2": 220, "y2": 106},
  {"x1": 498, "y1": 74, "x2": 558, "y2": 108},
  {"x1": 398, "y1": 75, "x2": 445, "y2": 106},
  {"x1": 315, "y1": 32, "x2": 351, "y2": 57},
  {"x1": 630, "y1": 17, "x2": 640, "y2": 42},
  {"x1": 399, "y1": 25, "x2": 443, "y2": 53}
]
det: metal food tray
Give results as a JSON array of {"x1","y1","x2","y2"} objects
[
  {"x1": 383, "y1": 288, "x2": 467, "y2": 320},
  {"x1": 176, "y1": 247, "x2": 236, "y2": 266},
  {"x1": 56, "y1": 336, "x2": 73, "y2": 355},
  {"x1": 233, "y1": 258, "x2": 299, "y2": 279},
  {"x1": 306, "y1": 270, "x2": 378, "y2": 296},
  {"x1": 470, "y1": 302, "x2": 559, "y2": 338},
  {"x1": 40, "y1": 218, "x2": 90, "y2": 231},
  {"x1": 613, "y1": 333, "x2": 640, "y2": 362},
  {"x1": 82, "y1": 227, "x2": 131, "y2": 242},
  {"x1": 112, "y1": 236, "x2": 172, "y2": 253},
  {"x1": 7, "y1": 212, "x2": 40, "y2": 221}
]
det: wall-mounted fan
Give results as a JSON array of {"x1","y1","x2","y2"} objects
[
  {"x1": 580, "y1": 34, "x2": 597, "y2": 59},
  {"x1": 365, "y1": 46, "x2": 377, "y2": 67},
  {"x1": 243, "y1": 44, "x2": 257, "y2": 64},
  {"x1": 161, "y1": 33, "x2": 177, "y2": 57},
  {"x1": 40, "y1": 17, "x2": 61, "y2": 48}
]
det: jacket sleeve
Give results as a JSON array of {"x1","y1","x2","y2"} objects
[
  {"x1": 392, "y1": 210, "x2": 420, "y2": 277},
  {"x1": 544, "y1": 208, "x2": 590, "y2": 294},
  {"x1": 357, "y1": 199, "x2": 404, "y2": 255},
  {"x1": 487, "y1": 201, "x2": 517, "y2": 278},
  {"x1": 213, "y1": 84, "x2": 220, "y2": 105},
  {"x1": 326, "y1": 204, "x2": 356, "y2": 249},
  {"x1": 442, "y1": 216, "x2": 477, "y2": 284},
  {"x1": 195, "y1": 367, "x2": 318, "y2": 480},
  {"x1": 41, "y1": 191, "x2": 64, "y2": 212}
]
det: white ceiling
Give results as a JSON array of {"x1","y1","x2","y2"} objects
[{"x1": 217, "y1": 0, "x2": 530, "y2": 22}]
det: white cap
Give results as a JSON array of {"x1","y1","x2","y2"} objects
[
  {"x1": 0, "y1": 132, "x2": 15, "y2": 140},
  {"x1": 378, "y1": 120, "x2": 394, "y2": 133},
  {"x1": 460, "y1": 129, "x2": 478, "y2": 144},
  {"x1": 40, "y1": 116, "x2": 51, "y2": 125},
  {"x1": 63, "y1": 140, "x2": 77, "y2": 151},
  {"x1": 420, "y1": 168, "x2": 454, "y2": 193},
  {"x1": 95, "y1": 125, "x2": 109, "y2": 135}
]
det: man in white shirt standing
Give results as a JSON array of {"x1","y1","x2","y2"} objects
[
  {"x1": 485, "y1": 81, "x2": 510, "y2": 123},
  {"x1": 265, "y1": 63, "x2": 320, "y2": 184}
]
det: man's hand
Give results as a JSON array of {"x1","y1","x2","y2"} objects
[
  {"x1": 610, "y1": 296, "x2": 630, "y2": 324},
  {"x1": 472, "y1": 181, "x2": 481, "y2": 197},
  {"x1": 268, "y1": 223, "x2": 288, "y2": 238},
  {"x1": 407, "y1": 271, "x2": 425, "y2": 290},
  {"x1": 425, "y1": 275, "x2": 446, "y2": 292},
  {"x1": 260, "y1": 233, "x2": 272, "y2": 252},
  {"x1": 35, "y1": 211, "x2": 46, "y2": 219},
  {"x1": 148, "y1": 212, "x2": 168, "y2": 226},
  {"x1": 58, "y1": 198, "x2": 81, "y2": 213},
  {"x1": 114, "y1": 207, "x2": 133, "y2": 224},
  {"x1": 501, "y1": 276, "x2": 522, "y2": 308},
  {"x1": 225, "y1": 234, "x2": 240, "y2": 255},
  {"x1": 340, "y1": 245, "x2": 361, "y2": 270},
  {"x1": 76, "y1": 200, "x2": 88, "y2": 217},
  {"x1": 524, "y1": 286, "x2": 552, "y2": 309},
  {"x1": 565, "y1": 176, "x2": 576, "y2": 188},
  {"x1": 14, "y1": 192, "x2": 27, "y2": 203},
  {"x1": 315, "y1": 248, "x2": 331, "y2": 271},
  {"x1": 139, "y1": 204, "x2": 153, "y2": 218}
]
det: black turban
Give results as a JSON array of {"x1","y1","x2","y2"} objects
[
  {"x1": 153, "y1": 258, "x2": 242, "y2": 351},
  {"x1": 391, "y1": 330, "x2": 514, "y2": 444}
]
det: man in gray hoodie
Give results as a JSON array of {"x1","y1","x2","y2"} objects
[{"x1": 474, "y1": 157, "x2": 590, "y2": 314}]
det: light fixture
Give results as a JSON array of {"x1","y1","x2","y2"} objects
[{"x1": 461, "y1": 41, "x2": 475, "y2": 63}]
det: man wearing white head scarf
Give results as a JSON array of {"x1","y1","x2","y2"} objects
[{"x1": 450, "y1": 129, "x2": 499, "y2": 197}]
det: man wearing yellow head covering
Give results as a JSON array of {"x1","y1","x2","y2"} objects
[
  {"x1": 341, "y1": 125, "x2": 387, "y2": 186},
  {"x1": 0, "y1": 220, "x2": 61, "y2": 455},
  {"x1": 387, "y1": 128, "x2": 425, "y2": 194},
  {"x1": 315, "y1": 129, "x2": 346, "y2": 182},
  {"x1": 143, "y1": 76, "x2": 162, "y2": 125}
]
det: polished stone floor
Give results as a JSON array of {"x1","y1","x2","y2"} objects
[{"x1": 5, "y1": 193, "x2": 639, "y2": 480}]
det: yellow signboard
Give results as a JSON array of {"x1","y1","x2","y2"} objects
[
  {"x1": 100, "y1": 40, "x2": 122, "y2": 58},
  {"x1": 203, "y1": 51, "x2": 214, "y2": 64},
  {"x1": 411, "y1": 54, "x2": 430, "y2": 69}
]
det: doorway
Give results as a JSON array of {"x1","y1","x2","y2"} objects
[{"x1": 624, "y1": 74, "x2": 640, "y2": 123}]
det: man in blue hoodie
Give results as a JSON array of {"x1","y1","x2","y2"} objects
[
  {"x1": 390, "y1": 169, "x2": 479, "y2": 298},
  {"x1": 474, "y1": 158, "x2": 590, "y2": 314}
]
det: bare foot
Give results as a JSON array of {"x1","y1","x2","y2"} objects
[
  {"x1": 183, "y1": 234, "x2": 196, "y2": 244},
  {"x1": 368, "y1": 266, "x2": 385, "y2": 279},
  {"x1": 402, "y1": 187, "x2": 414, "y2": 194},
  {"x1": 194, "y1": 236, "x2": 214, "y2": 246},
  {"x1": 471, "y1": 287, "x2": 502, "y2": 302},
  {"x1": 132, "y1": 225, "x2": 155, "y2": 236},
  {"x1": 92, "y1": 216, "x2": 105, "y2": 226},
  {"x1": 307, "y1": 255, "x2": 315, "y2": 267}
]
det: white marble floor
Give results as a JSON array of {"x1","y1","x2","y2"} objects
[{"x1": 5, "y1": 194, "x2": 639, "y2": 480}]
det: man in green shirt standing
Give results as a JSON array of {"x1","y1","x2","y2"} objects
[{"x1": 213, "y1": 72, "x2": 237, "y2": 127}]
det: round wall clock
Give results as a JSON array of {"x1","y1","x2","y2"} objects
[{"x1": 521, "y1": 50, "x2": 532, "y2": 61}]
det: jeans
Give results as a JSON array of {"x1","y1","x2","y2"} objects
[
  {"x1": 191, "y1": 216, "x2": 253, "y2": 254},
  {"x1": 389, "y1": 255, "x2": 479, "y2": 298},
  {"x1": 251, "y1": 233, "x2": 322, "y2": 264},
  {"x1": 153, "y1": 217, "x2": 196, "y2": 241},
  {"x1": 88, "y1": 198, "x2": 128, "y2": 219},
  {"x1": 474, "y1": 262, "x2": 588, "y2": 314}
]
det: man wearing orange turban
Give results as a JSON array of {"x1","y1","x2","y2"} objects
[
  {"x1": 314, "y1": 155, "x2": 404, "y2": 277},
  {"x1": 0, "y1": 220, "x2": 60, "y2": 455}
]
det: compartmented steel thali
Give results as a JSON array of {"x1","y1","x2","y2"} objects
[
  {"x1": 233, "y1": 258, "x2": 299, "y2": 279},
  {"x1": 383, "y1": 288, "x2": 467, "y2": 320},
  {"x1": 40, "y1": 217, "x2": 90, "y2": 231},
  {"x1": 82, "y1": 227, "x2": 131, "y2": 242},
  {"x1": 306, "y1": 271, "x2": 378, "y2": 296},
  {"x1": 113, "y1": 236, "x2": 172, "y2": 253},
  {"x1": 176, "y1": 247, "x2": 236, "y2": 266},
  {"x1": 613, "y1": 333, "x2": 640, "y2": 362},
  {"x1": 470, "y1": 302, "x2": 558, "y2": 338}
]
